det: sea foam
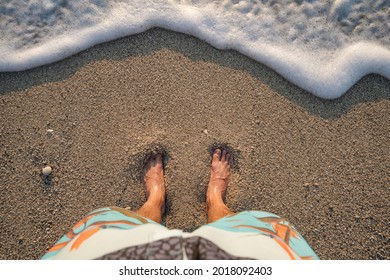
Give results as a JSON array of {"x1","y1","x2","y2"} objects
[{"x1": 1, "y1": 0, "x2": 389, "y2": 99}]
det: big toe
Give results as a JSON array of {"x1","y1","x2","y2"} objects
[{"x1": 155, "y1": 153, "x2": 163, "y2": 165}]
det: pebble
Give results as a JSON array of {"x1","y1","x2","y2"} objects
[
  {"x1": 203, "y1": 129, "x2": 209, "y2": 135},
  {"x1": 42, "y1": 166, "x2": 52, "y2": 176}
]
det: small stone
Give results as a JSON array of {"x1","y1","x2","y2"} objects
[
  {"x1": 46, "y1": 129, "x2": 54, "y2": 134},
  {"x1": 42, "y1": 166, "x2": 52, "y2": 176},
  {"x1": 203, "y1": 129, "x2": 209, "y2": 135}
]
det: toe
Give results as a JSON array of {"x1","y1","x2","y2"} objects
[
  {"x1": 150, "y1": 154, "x2": 157, "y2": 167},
  {"x1": 226, "y1": 152, "x2": 231, "y2": 163},
  {"x1": 156, "y1": 153, "x2": 165, "y2": 169},
  {"x1": 221, "y1": 149, "x2": 227, "y2": 161},
  {"x1": 155, "y1": 153, "x2": 163, "y2": 163},
  {"x1": 213, "y1": 148, "x2": 222, "y2": 161}
]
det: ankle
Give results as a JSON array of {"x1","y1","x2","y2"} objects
[
  {"x1": 147, "y1": 193, "x2": 165, "y2": 207},
  {"x1": 206, "y1": 194, "x2": 225, "y2": 210},
  {"x1": 207, "y1": 182, "x2": 225, "y2": 199},
  {"x1": 207, "y1": 204, "x2": 233, "y2": 223}
]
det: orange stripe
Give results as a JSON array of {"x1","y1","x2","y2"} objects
[
  {"x1": 274, "y1": 238, "x2": 296, "y2": 260},
  {"x1": 48, "y1": 241, "x2": 68, "y2": 252},
  {"x1": 91, "y1": 220, "x2": 138, "y2": 227},
  {"x1": 72, "y1": 209, "x2": 110, "y2": 230},
  {"x1": 65, "y1": 230, "x2": 76, "y2": 239},
  {"x1": 301, "y1": 256, "x2": 314, "y2": 260},
  {"x1": 70, "y1": 227, "x2": 100, "y2": 251},
  {"x1": 233, "y1": 225, "x2": 276, "y2": 236},
  {"x1": 72, "y1": 216, "x2": 92, "y2": 230},
  {"x1": 259, "y1": 217, "x2": 285, "y2": 223}
]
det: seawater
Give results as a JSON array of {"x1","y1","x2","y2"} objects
[{"x1": 1, "y1": 0, "x2": 389, "y2": 99}]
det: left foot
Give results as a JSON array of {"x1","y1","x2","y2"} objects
[
  {"x1": 207, "y1": 148, "x2": 231, "y2": 207},
  {"x1": 206, "y1": 148, "x2": 234, "y2": 223},
  {"x1": 143, "y1": 153, "x2": 165, "y2": 212}
]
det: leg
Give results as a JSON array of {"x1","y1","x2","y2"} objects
[
  {"x1": 206, "y1": 148, "x2": 234, "y2": 223},
  {"x1": 136, "y1": 153, "x2": 166, "y2": 223},
  {"x1": 42, "y1": 153, "x2": 166, "y2": 259}
]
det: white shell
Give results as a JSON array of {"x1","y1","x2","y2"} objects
[{"x1": 42, "y1": 166, "x2": 52, "y2": 176}]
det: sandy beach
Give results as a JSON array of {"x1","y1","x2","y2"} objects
[{"x1": 0, "y1": 28, "x2": 389, "y2": 260}]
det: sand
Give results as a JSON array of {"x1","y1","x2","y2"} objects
[{"x1": 0, "y1": 28, "x2": 389, "y2": 260}]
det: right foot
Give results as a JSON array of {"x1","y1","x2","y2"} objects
[
  {"x1": 207, "y1": 148, "x2": 231, "y2": 206},
  {"x1": 143, "y1": 153, "x2": 165, "y2": 211}
]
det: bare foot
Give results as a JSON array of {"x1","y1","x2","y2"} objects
[
  {"x1": 207, "y1": 148, "x2": 231, "y2": 204},
  {"x1": 142, "y1": 153, "x2": 165, "y2": 213},
  {"x1": 206, "y1": 148, "x2": 234, "y2": 222}
]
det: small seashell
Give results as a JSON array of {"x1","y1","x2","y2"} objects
[{"x1": 42, "y1": 166, "x2": 52, "y2": 176}]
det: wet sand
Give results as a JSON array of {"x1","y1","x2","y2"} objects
[{"x1": 0, "y1": 28, "x2": 389, "y2": 260}]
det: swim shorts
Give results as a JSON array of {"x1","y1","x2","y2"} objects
[{"x1": 42, "y1": 207, "x2": 319, "y2": 260}]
